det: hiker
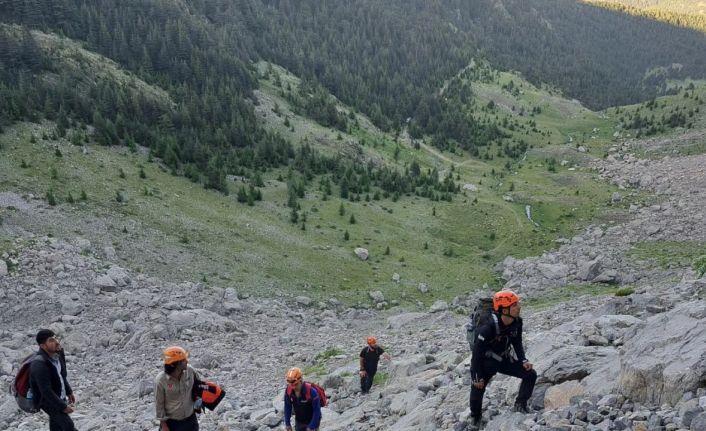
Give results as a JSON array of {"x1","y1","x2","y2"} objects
[
  {"x1": 28, "y1": 329, "x2": 77, "y2": 431},
  {"x1": 155, "y1": 346, "x2": 201, "y2": 431},
  {"x1": 283, "y1": 367, "x2": 321, "y2": 431},
  {"x1": 469, "y1": 291, "x2": 536, "y2": 428},
  {"x1": 359, "y1": 336, "x2": 391, "y2": 394}
]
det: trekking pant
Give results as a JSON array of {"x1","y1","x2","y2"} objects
[
  {"x1": 360, "y1": 368, "x2": 376, "y2": 393},
  {"x1": 295, "y1": 422, "x2": 318, "y2": 431},
  {"x1": 165, "y1": 414, "x2": 199, "y2": 431},
  {"x1": 470, "y1": 359, "x2": 537, "y2": 418},
  {"x1": 45, "y1": 409, "x2": 77, "y2": 431}
]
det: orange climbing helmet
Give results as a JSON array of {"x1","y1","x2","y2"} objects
[
  {"x1": 493, "y1": 290, "x2": 520, "y2": 311},
  {"x1": 367, "y1": 336, "x2": 377, "y2": 346},
  {"x1": 286, "y1": 367, "x2": 303, "y2": 384},
  {"x1": 163, "y1": 346, "x2": 188, "y2": 365}
]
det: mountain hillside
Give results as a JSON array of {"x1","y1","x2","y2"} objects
[{"x1": 584, "y1": 0, "x2": 706, "y2": 32}]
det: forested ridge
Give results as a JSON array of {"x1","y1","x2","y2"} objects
[
  {"x1": 582, "y1": 0, "x2": 706, "y2": 33},
  {"x1": 2, "y1": 0, "x2": 706, "y2": 197}
]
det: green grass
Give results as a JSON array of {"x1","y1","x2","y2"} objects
[
  {"x1": 524, "y1": 284, "x2": 620, "y2": 311},
  {"x1": 372, "y1": 371, "x2": 387, "y2": 385},
  {"x1": 315, "y1": 348, "x2": 345, "y2": 362},
  {"x1": 2, "y1": 60, "x2": 670, "y2": 308},
  {"x1": 627, "y1": 240, "x2": 706, "y2": 270}
]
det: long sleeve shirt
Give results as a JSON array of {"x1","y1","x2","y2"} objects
[
  {"x1": 154, "y1": 365, "x2": 199, "y2": 421},
  {"x1": 471, "y1": 315, "x2": 527, "y2": 381},
  {"x1": 284, "y1": 383, "x2": 321, "y2": 429}
]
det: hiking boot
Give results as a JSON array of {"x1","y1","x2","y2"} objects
[
  {"x1": 469, "y1": 415, "x2": 482, "y2": 430},
  {"x1": 513, "y1": 402, "x2": 530, "y2": 414}
]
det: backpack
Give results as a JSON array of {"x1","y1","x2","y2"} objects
[
  {"x1": 286, "y1": 382, "x2": 328, "y2": 408},
  {"x1": 10, "y1": 352, "x2": 41, "y2": 413},
  {"x1": 466, "y1": 297, "x2": 499, "y2": 350},
  {"x1": 192, "y1": 380, "x2": 225, "y2": 411}
]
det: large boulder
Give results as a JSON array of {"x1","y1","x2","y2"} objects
[
  {"x1": 544, "y1": 380, "x2": 585, "y2": 409},
  {"x1": 618, "y1": 301, "x2": 706, "y2": 405},
  {"x1": 537, "y1": 263, "x2": 569, "y2": 281}
]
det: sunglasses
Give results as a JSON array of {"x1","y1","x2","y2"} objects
[{"x1": 286, "y1": 379, "x2": 300, "y2": 384}]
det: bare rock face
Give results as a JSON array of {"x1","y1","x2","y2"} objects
[
  {"x1": 544, "y1": 380, "x2": 585, "y2": 409},
  {"x1": 618, "y1": 301, "x2": 706, "y2": 405}
]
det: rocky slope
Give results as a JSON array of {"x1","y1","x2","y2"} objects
[{"x1": 1, "y1": 141, "x2": 706, "y2": 430}]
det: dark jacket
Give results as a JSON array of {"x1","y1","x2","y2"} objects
[
  {"x1": 470, "y1": 314, "x2": 527, "y2": 381},
  {"x1": 29, "y1": 348, "x2": 73, "y2": 413},
  {"x1": 284, "y1": 383, "x2": 321, "y2": 429}
]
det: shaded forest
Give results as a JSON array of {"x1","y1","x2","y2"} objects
[{"x1": 2, "y1": 0, "x2": 706, "y2": 194}]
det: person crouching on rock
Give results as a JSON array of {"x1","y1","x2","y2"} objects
[
  {"x1": 359, "y1": 336, "x2": 391, "y2": 394},
  {"x1": 283, "y1": 367, "x2": 321, "y2": 431},
  {"x1": 469, "y1": 291, "x2": 536, "y2": 429},
  {"x1": 155, "y1": 346, "x2": 201, "y2": 431}
]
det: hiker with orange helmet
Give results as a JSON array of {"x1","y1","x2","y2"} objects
[
  {"x1": 359, "y1": 336, "x2": 391, "y2": 394},
  {"x1": 155, "y1": 346, "x2": 201, "y2": 431},
  {"x1": 469, "y1": 291, "x2": 536, "y2": 430},
  {"x1": 283, "y1": 367, "x2": 321, "y2": 431}
]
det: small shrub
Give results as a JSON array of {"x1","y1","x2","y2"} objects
[
  {"x1": 349, "y1": 214, "x2": 356, "y2": 224},
  {"x1": 46, "y1": 189, "x2": 57, "y2": 206},
  {"x1": 115, "y1": 191, "x2": 124, "y2": 203},
  {"x1": 80, "y1": 189, "x2": 88, "y2": 201},
  {"x1": 54, "y1": 147, "x2": 62, "y2": 157},
  {"x1": 343, "y1": 230, "x2": 350, "y2": 241},
  {"x1": 66, "y1": 192, "x2": 74, "y2": 204},
  {"x1": 615, "y1": 287, "x2": 635, "y2": 297},
  {"x1": 20, "y1": 160, "x2": 28, "y2": 168},
  {"x1": 139, "y1": 167, "x2": 146, "y2": 179},
  {"x1": 118, "y1": 168, "x2": 126, "y2": 179},
  {"x1": 694, "y1": 255, "x2": 706, "y2": 278},
  {"x1": 50, "y1": 167, "x2": 58, "y2": 180}
]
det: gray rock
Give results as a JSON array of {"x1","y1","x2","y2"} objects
[
  {"x1": 61, "y1": 299, "x2": 83, "y2": 316},
  {"x1": 429, "y1": 300, "x2": 448, "y2": 313},
  {"x1": 94, "y1": 275, "x2": 117, "y2": 292},
  {"x1": 418, "y1": 283, "x2": 429, "y2": 294},
  {"x1": 690, "y1": 412, "x2": 706, "y2": 431},
  {"x1": 537, "y1": 263, "x2": 569, "y2": 280},
  {"x1": 369, "y1": 291, "x2": 385, "y2": 303},
  {"x1": 0, "y1": 260, "x2": 7, "y2": 276},
  {"x1": 619, "y1": 302, "x2": 706, "y2": 405},
  {"x1": 612, "y1": 192, "x2": 623, "y2": 203},
  {"x1": 577, "y1": 259, "x2": 602, "y2": 281},
  {"x1": 392, "y1": 273, "x2": 401, "y2": 283},
  {"x1": 354, "y1": 248, "x2": 369, "y2": 261},
  {"x1": 296, "y1": 296, "x2": 312, "y2": 306}
]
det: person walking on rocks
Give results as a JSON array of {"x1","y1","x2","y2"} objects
[
  {"x1": 470, "y1": 291, "x2": 536, "y2": 429},
  {"x1": 29, "y1": 329, "x2": 78, "y2": 431},
  {"x1": 284, "y1": 367, "x2": 321, "y2": 431},
  {"x1": 155, "y1": 346, "x2": 201, "y2": 431},
  {"x1": 359, "y1": 336, "x2": 391, "y2": 394}
]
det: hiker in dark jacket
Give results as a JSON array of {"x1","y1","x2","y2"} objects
[
  {"x1": 359, "y1": 336, "x2": 391, "y2": 393},
  {"x1": 29, "y1": 329, "x2": 77, "y2": 431},
  {"x1": 469, "y1": 291, "x2": 536, "y2": 429},
  {"x1": 283, "y1": 367, "x2": 321, "y2": 431}
]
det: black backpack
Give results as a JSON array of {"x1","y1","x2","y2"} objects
[{"x1": 465, "y1": 297, "x2": 499, "y2": 350}]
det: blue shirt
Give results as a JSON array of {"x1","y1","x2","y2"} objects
[{"x1": 283, "y1": 383, "x2": 321, "y2": 429}]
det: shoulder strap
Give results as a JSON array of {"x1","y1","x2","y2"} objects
[
  {"x1": 303, "y1": 382, "x2": 312, "y2": 401},
  {"x1": 490, "y1": 313, "x2": 500, "y2": 337}
]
